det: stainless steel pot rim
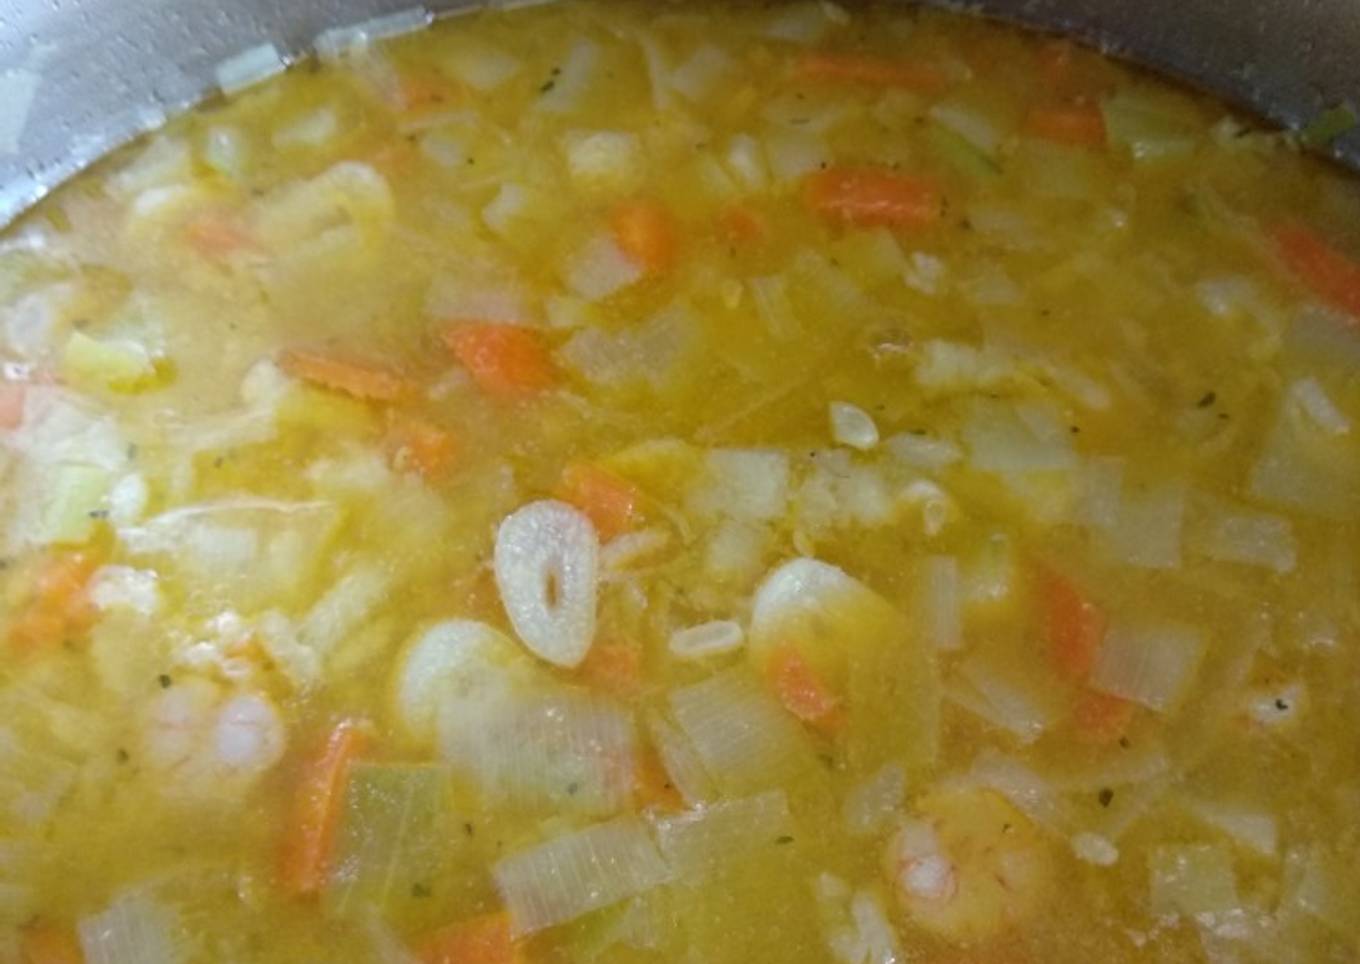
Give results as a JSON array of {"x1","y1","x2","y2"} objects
[{"x1": 0, "y1": 0, "x2": 1355, "y2": 229}]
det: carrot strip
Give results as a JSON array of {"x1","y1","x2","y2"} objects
[
  {"x1": 278, "y1": 718, "x2": 369, "y2": 897},
  {"x1": 794, "y1": 51, "x2": 951, "y2": 94},
  {"x1": 768, "y1": 644, "x2": 843, "y2": 731},
  {"x1": 387, "y1": 414, "x2": 457, "y2": 480},
  {"x1": 610, "y1": 199, "x2": 677, "y2": 274},
  {"x1": 414, "y1": 912, "x2": 523, "y2": 964},
  {"x1": 279, "y1": 349, "x2": 416, "y2": 403},
  {"x1": 558, "y1": 462, "x2": 640, "y2": 541},
  {"x1": 0, "y1": 380, "x2": 26, "y2": 430},
  {"x1": 716, "y1": 204, "x2": 767, "y2": 245},
  {"x1": 1024, "y1": 103, "x2": 1106, "y2": 147},
  {"x1": 803, "y1": 166, "x2": 943, "y2": 229},
  {"x1": 443, "y1": 323, "x2": 557, "y2": 400},
  {"x1": 1071, "y1": 691, "x2": 1136, "y2": 746},
  {"x1": 576, "y1": 642, "x2": 643, "y2": 699},
  {"x1": 20, "y1": 922, "x2": 84, "y2": 964},
  {"x1": 1037, "y1": 567, "x2": 1107, "y2": 683},
  {"x1": 1271, "y1": 221, "x2": 1360, "y2": 322},
  {"x1": 9, "y1": 552, "x2": 99, "y2": 652}
]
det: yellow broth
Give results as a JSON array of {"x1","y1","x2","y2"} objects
[{"x1": 0, "y1": 2, "x2": 1358, "y2": 961}]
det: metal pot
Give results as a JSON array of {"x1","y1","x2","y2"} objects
[{"x1": 0, "y1": 0, "x2": 1356, "y2": 227}]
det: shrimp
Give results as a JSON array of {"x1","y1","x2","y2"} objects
[
  {"x1": 140, "y1": 675, "x2": 285, "y2": 801},
  {"x1": 882, "y1": 787, "x2": 1053, "y2": 942}
]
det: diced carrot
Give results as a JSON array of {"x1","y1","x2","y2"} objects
[
  {"x1": 279, "y1": 349, "x2": 416, "y2": 404},
  {"x1": 803, "y1": 166, "x2": 944, "y2": 230},
  {"x1": 415, "y1": 912, "x2": 523, "y2": 964},
  {"x1": 1271, "y1": 221, "x2": 1360, "y2": 322},
  {"x1": 610, "y1": 199, "x2": 677, "y2": 274},
  {"x1": 794, "y1": 51, "x2": 951, "y2": 95},
  {"x1": 278, "y1": 718, "x2": 370, "y2": 897},
  {"x1": 1036, "y1": 567, "x2": 1107, "y2": 683},
  {"x1": 1071, "y1": 691, "x2": 1136, "y2": 745},
  {"x1": 387, "y1": 413, "x2": 457, "y2": 480},
  {"x1": 9, "y1": 552, "x2": 99, "y2": 652},
  {"x1": 717, "y1": 204, "x2": 767, "y2": 245},
  {"x1": 768, "y1": 644, "x2": 843, "y2": 731},
  {"x1": 558, "y1": 462, "x2": 639, "y2": 541},
  {"x1": 20, "y1": 923, "x2": 84, "y2": 964},
  {"x1": 634, "y1": 745, "x2": 684, "y2": 812},
  {"x1": 442, "y1": 323, "x2": 557, "y2": 400},
  {"x1": 577, "y1": 642, "x2": 643, "y2": 699},
  {"x1": 398, "y1": 71, "x2": 461, "y2": 115},
  {"x1": 1024, "y1": 103, "x2": 1106, "y2": 147},
  {"x1": 0, "y1": 380, "x2": 26, "y2": 430},
  {"x1": 185, "y1": 214, "x2": 255, "y2": 260}
]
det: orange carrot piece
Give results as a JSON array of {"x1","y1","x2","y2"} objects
[
  {"x1": 577, "y1": 642, "x2": 643, "y2": 699},
  {"x1": 185, "y1": 214, "x2": 255, "y2": 260},
  {"x1": 387, "y1": 414, "x2": 457, "y2": 480},
  {"x1": 279, "y1": 349, "x2": 416, "y2": 403},
  {"x1": 768, "y1": 645, "x2": 843, "y2": 730},
  {"x1": 1071, "y1": 691, "x2": 1136, "y2": 745},
  {"x1": 20, "y1": 923, "x2": 84, "y2": 964},
  {"x1": 415, "y1": 912, "x2": 523, "y2": 964},
  {"x1": 803, "y1": 166, "x2": 943, "y2": 229},
  {"x1": 1271, "y1": 221, "x2": 1360, "y2": 322},
  {"x1": 0, "y1": 380, "x2": 26, "y2": 430},
  {"x1": 9, "y1": 552, "x2": 99, "y2": 652},
  {"x1": 610, "y1": 199, "x2": 677, "y2": 274},
  {"x1": 443, "y1": 323, "x2": 556, "y2": 400},
  {"x1": 1037, "y1": 567, "x2": 1107, "y2": 683},
  {"x1": 794, "y1": 51, "x2": 951, "y2": 94},
  {"x1": 278, "y1": 718, "x2": 369, "y2": 897},
  {"x1": 399, "y1": 72, "x2": 461, "y2": 114},
  {"x1": 634, "y1": 745, "x2": 684, "y2": 812},
  {"x1": 717, "y1": 204, "x2": 767, "y2": 245},
  {"x1": 1024, "y1": 103, "x2": 1106, "y2": 147},
  {"x1": 558, "y1": 462, "x2": 640, "y2": 541}
]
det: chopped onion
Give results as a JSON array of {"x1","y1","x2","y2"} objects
[
  {"x1": 654, "y1": 790, "x2": 793, "y2": 879},
  {"x1": 1250, "y1": 396, "x2": 1360, "y2": 520},
  {"x1": 928, "y1": 100, "x2": 1004, "y2": 158},
  {"x1": 841, "y1": 762, "x2": 905, "y2": 837},
  {"x1": 703, "y1": 519, "x2": 770, "y2": 586},
  {"x1": 911, "y1": 340, "x2": 1011, "y2": 396},
  {"x1": 1071, "y1": 832, "x2": 1120, "y2": 867},
  {"x1": 559, "y1": 302, "x2": 694, "y2": 390},
  {"x1": 1285, "y1": 845, "x2": 1358, "y2": 937},
  {"x1": 537, "y1": 39, "x2": 599, "y2": 115},
  {"x1": 961, "y1": 532, "x2": 1016, "y2": 609},
  {"x1": 667, "y1": 669, "x2": 809, "y2": 795},
  {"x1": 78, "y1": 892, "x2": 183, "y2": 964},
  {"x1": 947, "y1": 656, "x2": 1062, "y2": 743},
  {"x1": 298, "y1": 559, "x2": 391, "y2": 658},
  {"x1": 761, "y1": 2, "x2": 837, "y2": 44},
  {"x1": 493, "y1": 816, "x2": 671, "y2": 935},
  {"x1": 272, "y1": 107, "x2": 340, "y2": 151},
  {"x1": 494, "y1": 500, "x2": 599, "y2": 668},
  {"x1": 442, "y1": 38, "x2": 524, "y2": 93},
  {"x1": 748, "y1": 275, "x2": 799, "y2": 339},
  {"x1": 763, "y1": 128, "x2": 829, "y2": 182},
  {"x1": 443, "y1": 686, "x2": 635, "y2": 817},
  {"x1": 215, "y1": 43, "x2": 288, "y2": 96},
  {"x1": 1091, "y1": 621, "x2": 1205, "y2": 712},
  {"x1": 796, "y1": 450, "x2": 896, "y2": 535},
  {"x1": 392, "y1": 619, "x2": 523, "y2": 743},
  {"x1": 915, "y1": 556, "x2": 961, "y2": 651},
  {"x1": 1101, "y1": 89, "x2": 1199, "y2": 162},
  {"x1": 884, "y1": 432, "x2": 961, "y2": 471},
  {"x1": 963, "y1": 398, "x2": 1077, "y2": 474},
  {"x1": 959, "y1": 750, "x2": 1073, "y2": 833},
  {"x1": 563, "y1": 130, "x2": 644, "y2": 194},
  {"x1": 725, "y1": 135, "x2": 770, "y2": 191},
  {"x1": 645, "y1": 711, "x2": 716, "y2": 807},
  {"x1": 1148, "y1": 844, "x2": 1239, "y2": 919},
  {"x1": 1102, "y1": 478, "x2": 1186, "y2": 570},
  {"x1": 1183, "y1": 798, "x2": 1277, "y2": 858},
  {"x1": 669, "y1": 45, "x2": 734, "y2": 103},
  {"x1": 687, "y1": 448, "x2": 791, "y2": 524},
  {"x1": 482, "y1": 183, "x2": 533, "y2": 241},
  {"x1": 315, "y1": 8, "x2": 432, "y2": 61},
  {"x1": 563, "y1": 233, "x2": 644, "y2": 301},
  {"x1": 89, "y1": 565, "x2": 161, "y2": 617},
  {"x1": 1289, "y1": 376, "x2": 1351, "y2": 436},
  {"x1": 1194, "y1": 505, "x2": 1296, "y2": 573},
  {"x1": 602, "y1": 526, "x2": 671, "y2": 572},
  {"x1": 829, "y1": 401, "x2": 879, "y2": 451},
  {"x1": 669, "y1": 620, "x2": 744, "y2": 661},
  {"x1": 1078, "y1": 456, "x2": 1124, "y2": 530}
]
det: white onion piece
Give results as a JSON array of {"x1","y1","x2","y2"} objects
[
  {"x1": 493, "y1": 816, "x2": 670, "y2": 935},
  {"x1": 884, "y1": 432, "x2": 961, "y2": 470},
  {"x1": 645, "y1": 711, "x2": 716, "y2": 807},
  {"x1": 914, "y1": 556, "x2": 961, "y2": 651},
  {"x1": 1071, "y1": 832, "x2": 1119, "y2": 867},
  {"x1": 314, "y1": 8, "x2": 431, "y2": 60},
  {"x1": 1196, "y1": 509, "x2": 1296, "y2": 573},
  {"x1": 392, "y1": 619, "x2": 522, "y2": 743},
  {"x1": 763, "y1": 128, "x2": 829, "y2": 181},
  {"x1": 751, "y1": 557, "x2": 859, "y2": 633},
  {"x1": 494, "y1": 500, "x2": 599, "y2": 668},
  {"x1": 654, "y1": 790, "x2": 792, "y2": 880},
  {"x1": 841, "y1": 762, "x2": 906, "y2": 837},
  {"x1": 536, "y1": 39, "x2": 599, "y2": 115},
  {"x1": 1090, "y1": 621, "x2": 1204, "y2": 712},
  {"x1": 1289, "y1": 377, "x2": 1351, "y2": 436},
  {"x1": 78, "y1": 892, "x2": 183, "y2": 964},
  {"x1": 563, "y1": 233, "x2": 644, "y2": 301},
  {"x1": 669, "y1": 45, "x2": 734, "y2": 103},
  {"x1": 1102, "y1": 478, "x2": 1186, "y2": 570},
  {"x1": 1286, "y1": 845, "x2": 1357, "y2": 935},
  {"x1": 298, "y1": 559, "x2": 391, "y2": 657},
  {"x1": 668, "y1": 620, "x2": 744, "y2": 661},
  {"x1": 829, "y1": 401, "x2": 879, "y2": 451},
  {"x1": 1183, "y1": 798, "x2": 1277, "y2": 857},
  {"x1": 1148, "y1": 844, "x2": 1239, "y2": 919},
  {"x1": 960, "y1": 749, "x2": 1073, "y2": 834},
  {"x1": 748, "y1": 275, "x2": 798, "y2": 339},
  {"x1": 688, "y1": 449, "x2": 791, "y2": 524},
  {"x1": 947, "y1": 657, "x2": 1062, "y2": 743}
]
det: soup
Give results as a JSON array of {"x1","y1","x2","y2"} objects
[{"x1": 0, "y1": 1, "x2": 1358, "y2": 961}]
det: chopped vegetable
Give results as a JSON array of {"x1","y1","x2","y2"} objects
[
  {"x1": 668, "y1": 620, "x2": 744, "y2": 661},
  {"x1": 1024, "y1": 103, "x2": 1106, "y2": 147},
  {"x1": 793, "y1": 52, "x2": 949, "y2": 94},
  {"x1": 442, "y1": 324, "x2": 557, "y2": 400},
  {"x1": 654, "y1": 790, "x2": 793, "y2": 880},
  {"x1": 1271, "y1": 221, "x2": 1360, "y2": 322},
  {"x1": 576, "y1": 642, "x2": 643, "y2": 698},
  {"x1": 828, "y1": 401, "x2": 879, "y2": 450},
  {"x1": 279, "y1": 350, "x2": 415, "y2": 403},
  {"x1": 494, "y1": 500, "x2": 599, "y2": 668},
  {"x1": 386, "y1": 414, "x2": 456, "y2": 479},
  {"x1": 1090, "y1": 622, "x2": 1204, "y2": 712},
  {"x1": 609, "y1": 199, "x2": 677, "y2": 275},
  {"x1": 9, "y1": 552, "x2": 99, "y2": 651},
  {"x1": 768, "y1": 643, "x2": 843, "y2": 730},
  {"x1": 1070, "y1": 691, "x2": 1136, "y2": 745},
  {"x1": 77, "y1": 892, "x2": 182, "y2": 964},
  {"x1": 1036, "y1": 567, "x2": 1107, "y2": 682},
  {"x1": 414, "y1": 913, "x2": 521, "y2": 964},
  {"x1": 278, "y1": 718, "x2": 370, "y2": 897},
  {"x1": 20, "y1": 922, "x2": 83, "y2": 964},
  {"x1": 803, "y1": 166, "x2": 944, "y2": 229},
  {"x1": 558, "y1": 462, "x2": 639, "y2": 541},
  {"x1": 1147, "y1": 843, "x2": 1239, "y2": 919}
]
